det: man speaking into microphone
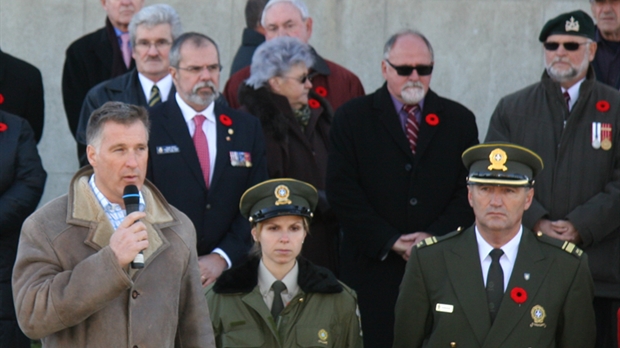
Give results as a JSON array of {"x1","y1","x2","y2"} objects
[{"x1": 12, "y1": 101, "x2": 215, "y2": 347}]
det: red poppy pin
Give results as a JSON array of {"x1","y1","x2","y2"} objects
[
  {"x1": 219, "y1": 114, "x2": 232, "y2": 127},
  {"x1": 308, "y1": 98, "x2": 320, "y2": 109},
  {"x1": 425, "y1": 113, "x2": 439, "y2": 126},
  {"x1": 510, "y1": 287, "x2": 527, "y2": 304},
  {"x1": 0, "y1": 122, "x2": 7, "y2": 132},
  {"x1": 596, "y1": 100, "x2": 610, "y2": 112},
  {"x1": 315, "y1": 86, "x2": 328, "y2": 97},
  {"x1": 0, "y1": 93, "x2": 4, "y2": 105}
]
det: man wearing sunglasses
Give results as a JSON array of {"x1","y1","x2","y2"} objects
[
  {"x1": 591, "y1": 0, "x2": 620, "y2": 88},
  {"x1": 486, "y1": 10, "x2": 620, "y2": 347},
  {"x1": 326, "y1": 29, "x2": 478, "y2": 348}
]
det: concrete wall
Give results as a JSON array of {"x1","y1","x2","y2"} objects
[{"x1": 0, "y1": 0, "x2": 590, "y2": 206}]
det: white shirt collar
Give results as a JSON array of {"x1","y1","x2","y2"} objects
[
  {"x1": 175, "y1": 92, "x2": 216, "y2": 125},
  {"x1": 561, "y1": 77, "x2": 585, "y2": 111},
  {"x1": 475, "y1": 225, "x2": 522, "y2": 264},
  {"x1": 138, "y1": 73, "x2": 173, "y2": 103}
]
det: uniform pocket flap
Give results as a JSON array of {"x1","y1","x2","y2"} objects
[
  {"x1": 222, "y1": 328, "x2": 265, "y2": 347},
  {"x1": 296, "y1": 326, "x2": 333, "y2": 347}
]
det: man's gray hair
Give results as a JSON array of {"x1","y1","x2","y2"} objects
[
  {"x1": 169, "y1": 32, "x2": 220, "y2": 68},
  {"x1": 260, "y1": 0, "x2": 310, "y2": 27},
  {"x1": 383, "y1": 29, "x2": 435, "y2": 62},
  {"x1": 245, "y1": 36, "x2": 314, "y2": 89},
  {"x1": 129, "y1": 4, "x2": 183, "y2": 48},
  {"x1": 86, "y1": 101, "x2": 150, "y2": 150}
]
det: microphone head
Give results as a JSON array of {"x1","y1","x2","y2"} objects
[{"x1": 123, "y1": 185, "x2": 140, "y2": 206}]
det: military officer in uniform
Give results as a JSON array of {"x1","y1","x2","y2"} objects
[{"x1": 393, "y1": 143, "x2": 596, "y2": 348}]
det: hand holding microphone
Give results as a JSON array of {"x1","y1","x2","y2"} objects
[{"x1": 109, "y1": 185, "x2": 148, "y2": 268}]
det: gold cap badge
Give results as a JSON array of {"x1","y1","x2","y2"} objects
[
  {"x1": 488, "y1": 148, "x2": 508, "y2": 171},
  {"x1": 565, "y1": 16, "x2": 579, "y2": 32},
  {"x1": 274, "y1": 185, "x2": 292, "y2": 205}
]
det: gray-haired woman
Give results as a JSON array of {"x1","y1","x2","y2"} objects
[{"x1": 238, "y1": 36, "x2": 340, "y2": 275}]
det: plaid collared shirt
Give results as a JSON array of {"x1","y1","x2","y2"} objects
[{"x1": 89, "y1": 175, "x2": 145, "y2": 230}]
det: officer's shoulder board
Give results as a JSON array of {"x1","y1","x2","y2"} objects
[
  {"x1": 535, "y1": 231, "x2": 584, "y2": 258},
  {"x1": 415, "y1": 227, "x2": 464, "y2": 249}
]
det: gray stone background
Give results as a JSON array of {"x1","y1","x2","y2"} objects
[{"x1": 0, "y1": 0, "x2": 590, "y2": 206}]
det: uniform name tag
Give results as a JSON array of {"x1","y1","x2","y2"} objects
[
  {"x1": 230, "y1": 151, "x2": 252, "y2": 167},
  {"x1": 156, "y1": 145, "x2": 180, "y2": 154},
  {"x1": 435, "y1": 303, "x2": 454, "y2": 313}
]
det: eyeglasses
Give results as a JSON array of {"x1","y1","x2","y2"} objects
[
  {"x1": 176, "y1": 64, "x2": 222, "y2": 75},
  {"x1": 543, "y1": 42, "x2": 590, "y2": 51},
  {"x1": 281, "y1": 74, "x2": 310, "y2": 84},
  {"x1": 590, "y1": 0, "x2": 620, "y2": 4},
  {"x1": 135, "y1": 39, "x2": 172, "y2": 51},
  {"x1": 386, "y1": 60, "x2": 434, "y2": 76}
]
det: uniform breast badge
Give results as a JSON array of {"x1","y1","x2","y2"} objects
[
  {"x1": 318, "y1": 329, "x2": 329, "y2": 345},
  {"x1": 488, "y1": 148, "x2": 508, "y2": 171},
  {"x1": 530, "y1": 305, "x2": 547, "y2": 328}
]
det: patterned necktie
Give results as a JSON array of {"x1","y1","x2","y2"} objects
[
  {"x1": 271, "y1": 280, "x2": 287, "y2": 319},
  {"x1": 149, "y1": 85, "x2": 161, "y2": 107},
  {"x1": 486, "y1": 248, "x2": 505, "y2": 323},
  {"x1": 403, "y1": 104, "x2": 420, "y2": 154},
  {"x1": 120, "y1": 32, "x2": 131, "y2": 68},
  {"x1": 563, "y1": 91, "x2": 571, "y2": 111},
  {"x1": 193, "y1": 115, "x2": 210, "y2": 188}
]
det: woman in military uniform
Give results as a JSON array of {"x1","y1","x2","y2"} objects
[{"x1": 205, "y1": 178, "x2": 363, "y2": 348}]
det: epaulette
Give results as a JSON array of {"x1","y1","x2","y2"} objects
[
  {"x1": 535, "y1": 231, "x2": 584, "y2": 258},
  {"x1": 415, "y1": 227, "x2": 464, "y2": 249}
]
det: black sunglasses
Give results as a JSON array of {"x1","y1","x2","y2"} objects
[
  {"x1": 543, "y1": 42, "x2": 589, "y2": 51},
  {"x1": 386, "y1": 60, "x2": 433, "y2": 76}
]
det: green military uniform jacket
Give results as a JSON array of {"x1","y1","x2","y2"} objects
[
  {"x1": 205, "y1": 257, "x2": 363, "y2": 348},
  {"x1": 393, "y1": 226, "x2": 595, "y2": 348}
]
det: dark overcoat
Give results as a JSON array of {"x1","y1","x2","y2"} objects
[{"x1": 326, "y1": 84, "x2": 478, "y2": 347}]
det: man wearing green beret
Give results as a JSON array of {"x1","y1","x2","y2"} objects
[
  {"x1": 486, "y1": 9, "x2": 620, "y2": 347},
  {"x1": 393, "y1": 143, "x2": 596, "y2": 348}
]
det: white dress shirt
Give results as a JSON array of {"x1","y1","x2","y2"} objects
[
  {"x1": 138, "y1": 73, "x2": 173, "y2": 103},
  {"x1": 258, "y1": 260, "x2": 300, "y2": 310},
  {"x1": 561, "y1": 77, "x2": 585, "y2": 112},
  {"x1": 476, "y1": 226, "x2": 522, "y2": 291}
]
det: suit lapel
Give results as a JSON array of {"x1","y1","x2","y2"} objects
[
  {"x1": 413, "y1": 89, "x2": 442, "y2": 167},
  {"x1": 209, "y1": 105, "x2": 231, "y2": 190},
  {"x1": 93, "y1": 29, "x2": 113, "y2": 77},
  {"x1": 374, "y1": 86, "x2": 415, "y2": 160},
  {"x1": 444, "y1": 227, "x2": 491, "y2": 345},
  {"x1": 160, "y1": 99, "x2": 208, "y2": 190},
  {"x1": 482, "y1": 229, "x2": 552, "y2": 348}
]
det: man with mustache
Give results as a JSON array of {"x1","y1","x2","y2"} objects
[
  {"x1": 74, "y1": 4, "x2": 182, "y2": 166},
  {"x1": 590, "y1": 0, "x2": 620, "y2": 88},
  {"x1": 326, "y1": 29, "x2": 478, "y2": 348},
  {"x1": 147, "y1": 33, "x2": 268, "y2": 287},
  {"x1": 486, "y1": 10, "x2": 620, "y2": 347}
]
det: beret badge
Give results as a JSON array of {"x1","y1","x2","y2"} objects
[{"x1": 565, "y1": 17, "x2": 579, "y2": 32}]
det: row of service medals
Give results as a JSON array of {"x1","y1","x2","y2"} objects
[{"x1": 592, "y1": 122, "x2": 612, "y2": 151}]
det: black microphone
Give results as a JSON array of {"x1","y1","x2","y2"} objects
[{"x1": 123, "y1": 185, "x2": 144, "y2": 269}]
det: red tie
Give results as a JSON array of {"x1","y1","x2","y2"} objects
[
  {"x1": 563, "y1": 91, "x2": 571, "y2": 111},
  {"x1": 193, "y1": 115, "x2": 210, "y2": 188},
  {"x1": 403, "y1": 104, "x2": 420, "y2": 154}
]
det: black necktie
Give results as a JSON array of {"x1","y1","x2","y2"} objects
[
  {"x1": 271, "y1": 280, "x2": 286, "y2": 319},
  {"x1": 486, "y1": 248, "x2": 504, "y2": 323}
]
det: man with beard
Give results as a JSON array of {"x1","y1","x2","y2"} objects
[
  {"x1": 75, "y1": 4, "x2": 182, "y2": 166},
  {"x1": 486, "y1": 10, "x2": 620, "y2": 348},
  {"x1": 147, "y1": 33, "x2": 268, "y2": 287},
  {"x1": 326, "y1": 29, "x2": 478, "y2": 348}
]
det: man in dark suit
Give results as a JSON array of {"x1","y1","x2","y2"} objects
[
  {"x1": 393, "y1": 143, "x2": 596, "y2": 348},
  {"x1": 147, "y1": 32, "x2": 268, "y2": 287},
  {"x1": 229, "y1": 0, "x2": 267, "y2": 76},
  {"x1": 326, "y1": 29, "x2": 478, "y2": 348},
  {"x1": 62, "y1": 0, "x2": 143, "y2": 157},
  {"x1": 0, "y1": 49, "x2": 44, "y2": 143},
  {"x1": 75, "y1": 4, "x2": 182, "y2": 166}
]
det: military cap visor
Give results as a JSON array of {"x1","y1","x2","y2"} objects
[
  {"x1": 462, "y1": 143, "x2": 544, "y2": 187},
  {"x1": 539, "y1": 10, "x2": 595, "y2": 42},
  {"x1": 239, "y1": 178, "x2": 318, "y2": 223}
]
